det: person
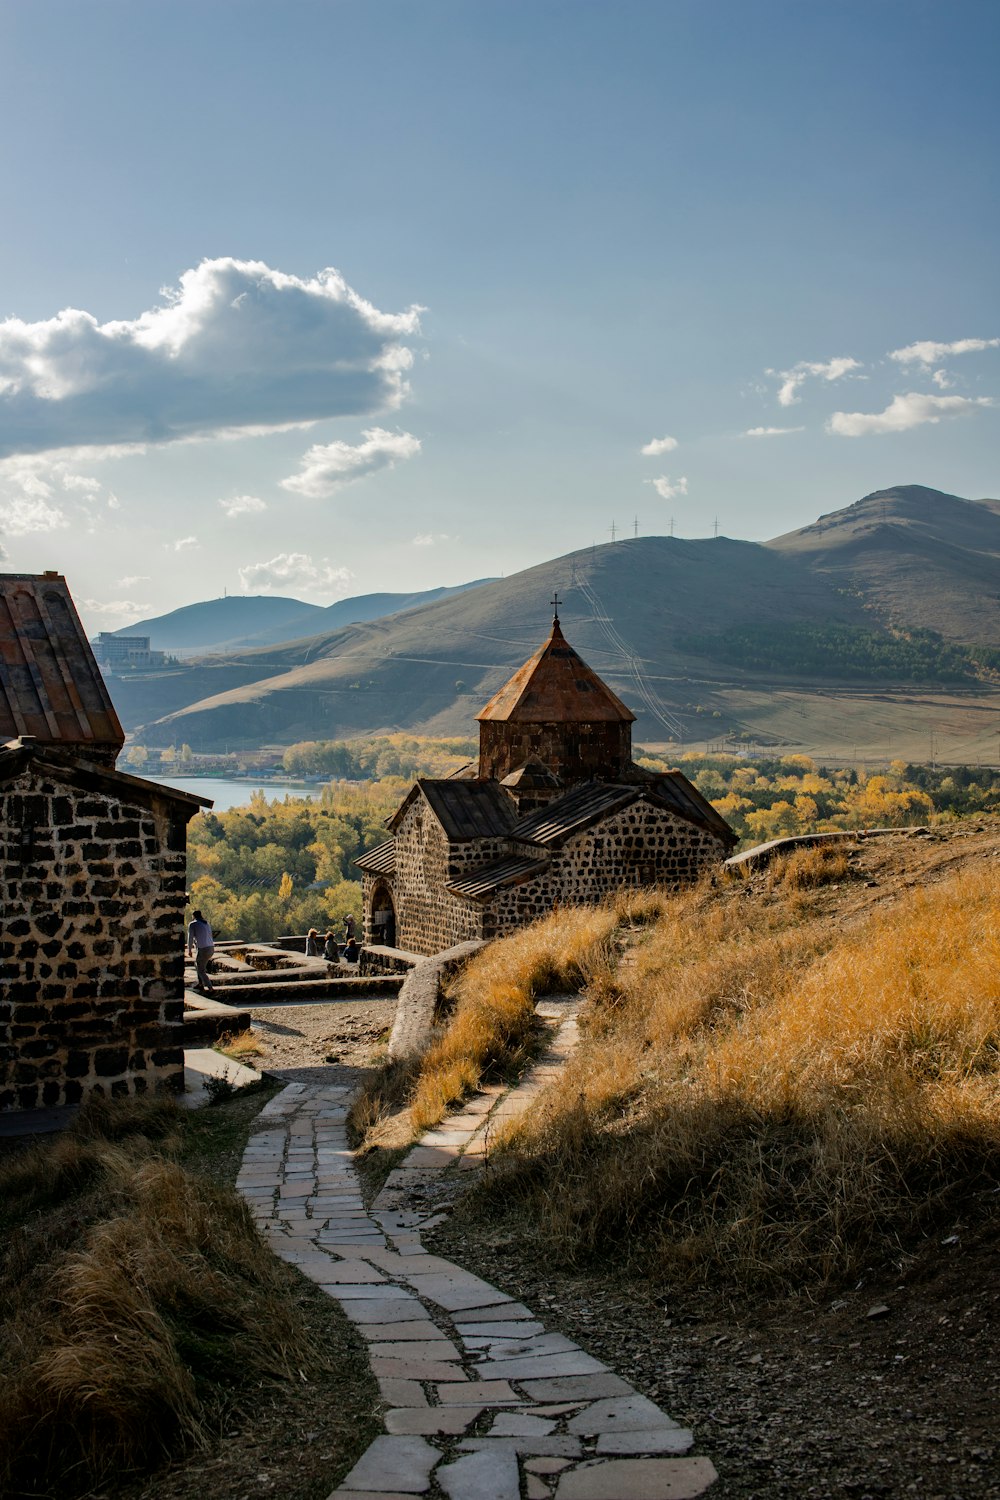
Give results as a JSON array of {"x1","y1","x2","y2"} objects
[
  {"x1": 344, "y1": 913, "x2": 356, "y2": 942},
  {"x1": 187, "y1": 909, "x2": 216, "y2": 993},
  {"x1": 322, "y1": 930, "x2": 339, "y2": 962},
  {"x1": 342, "y1": 935, "x2": 360, "y2": 963},
  {"x1": 305, "y1": 928, "x2": 321, "y2": 957}
]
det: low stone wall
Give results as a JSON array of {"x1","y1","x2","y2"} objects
[
  {"x1": 724, "y1": 826, "x2": 913, "y2": 874},
  {"x1": 388, "y1": 940, "x2": 485, "y2": 1061}
]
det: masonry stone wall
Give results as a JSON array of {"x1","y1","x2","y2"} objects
[
  {"x1": 479, "y1": 719, "x2": 631, "y2": 783},
  {"x1": 480, "y1": 802, "x2": 728, "y2": 940},
  {"x1": 1, "y1": 760, "x2": 191, "y2": 1112}
]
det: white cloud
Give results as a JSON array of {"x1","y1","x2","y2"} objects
[
  {"x1": 649, "y1": 474, "x2": 688, "y2": 501},
  {"x1": 743, "y1": 425, "x2": 805, "y2": 437},
  {"x1": 0, "y1": 453, "x2": 122, "y2": 534},
  {"x1": 0, "y1": 258, "x2": 422, "y2": 459},
  {"x1": 0, "y1": 494, "x2": 69, "y2": 535},
  {"x1": 931, "y1": 369, "x2": 954, "y2": 389},
  {"x1": 219, "y1": 493, "x2": 267, "y2": 518},
  {"x1": 411, "y1": 532, "x2": 452, "y2": 546},
  {"x1": 640, "y1": 435, "x2": 678, "y2": 456},
  {"x1": 889, "y1": 336, "x2": 1000, "y2": 367},
  {"x1": 117, "y1": 574, "x2": 150, "y2": 586},
  {"x1": 827, "y1": 391, "x2": 994, "y2": 437},
  {"x1": 81, "y1": 597, "x2": 150, "y2": 624},
  {"x1": 769, "y1": 356, "x2": 862, "y2": 407},
  {"x1": 280, "y1": 426, "x2": 421, "y2": 499},
  {"x1": 171, "y1": 535, "x2": 199, "y2": 551},
  {"x1": 238, "y1": 552, "x2": 354, "y2": 598}
]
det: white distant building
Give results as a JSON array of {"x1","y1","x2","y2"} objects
[{"x1": 92, "y1": 632, "x2": 166, "y2": 670}]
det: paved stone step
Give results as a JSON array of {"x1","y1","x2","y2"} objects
[{"x1": 206, "y1": 975, "x2": 404, "y2": 1002}]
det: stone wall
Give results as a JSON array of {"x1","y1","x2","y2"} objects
[
  {"x1": 478, "y1": 719, "x2": 631, "y2": 783},
  {"x1": 481, "y1": 801, "x2": 727, "y2": 938},
  {"x1": 1, "y1": 754, "x2": 194, "y2": 1112},
  {"x1": 376, "y1": 801, "x2": 490, "y2": 956}
]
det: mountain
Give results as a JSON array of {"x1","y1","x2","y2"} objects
[
  {"x1": 111, "y1": 580, "x2": 496, "y2": 656},
  {"x1": 108, "y1": 486, "x2": 1000, "y2": 762}
]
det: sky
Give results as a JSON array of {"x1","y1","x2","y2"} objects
[{"x1": 0, "y1": 0, "x2": 997, "y2": 633}]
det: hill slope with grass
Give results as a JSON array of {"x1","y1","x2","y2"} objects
[{"x1": 113, "y1": 484, "x2": 1000, "y2": 757}]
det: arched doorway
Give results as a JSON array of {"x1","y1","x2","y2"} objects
[{"x1": 370, "y1": 881, "x2": 397, "y2": 949}]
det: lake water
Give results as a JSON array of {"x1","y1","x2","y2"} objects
[{"x1": 144, "y1": 775, "x2": 322, "y2": 811}]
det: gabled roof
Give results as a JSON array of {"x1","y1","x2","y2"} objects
[
  {"x1": 0, "y1": 573, "x2": 124, "y2": 753},
  {"x1": 647, "y1": 770, "x2": 738, "y2": 846},
  {"x1": 509, "y1": 780, "x2": 640, "y2": 846},
  {"x1": 446, "y1": 853, "x2": 551, "y2": 900},
  {"x1": 388, "y1": 777, "x2": 518, "y2": 842},
  {"x1": 355, "y1": 838, "x2": 396, "y2": 875},
  {"x1": 508, "y1": 773, "x2": 738, "y2": 849},
  {"x1": 500, "y1": 756, "x2": 562, "y2": 790},
  {"x1": 477, "y1": 617, "x2": 635, "y2": 725}
]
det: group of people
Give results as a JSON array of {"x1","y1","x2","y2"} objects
[
  {"x1": 305, "y1": 916, "x2": 360, "y2": 964},
  {"x1": 186, "y1": 910, "x2": 362, "y2": 993}
]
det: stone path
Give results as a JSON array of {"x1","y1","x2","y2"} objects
[{"x1": 236, "y1": 1004, "x2": 718, "y2": 1499}]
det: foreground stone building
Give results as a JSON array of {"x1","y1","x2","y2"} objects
[
  {"x1": 0, "y1": 572, "x2": 206, "y2": 1113},
  {"x1": 358, "y1": 609, "x2": 736, "y2": 955}
]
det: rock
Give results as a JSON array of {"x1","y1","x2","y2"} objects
[{"x1": 866, "y1": 1304, "x2": 891, "y2": 1319}]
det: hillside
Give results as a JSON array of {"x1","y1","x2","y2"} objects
[
  {"x1": 112, "y1": 579, "x2": 494, "y2": 656},
  {"x1": 111, "y1": 484, "x2": 1000, "y2": 759}
]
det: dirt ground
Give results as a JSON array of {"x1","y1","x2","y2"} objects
[
  {"x1": 244, "y1": 997, "x2": 398, "y2": 1085},
  {"x1": 428, "y1": 1205, "x2": 999, "y2": 1500}
]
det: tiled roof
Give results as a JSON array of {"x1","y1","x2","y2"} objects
[
  {"x1": 447, "y1": 854, "x2": 550, "y2": 899},
  {"x1": 477, "y1": 618, "x2": 635, "y2": 725},
  {"x1": 0, "y1": 573, "x2": 124, "y2": 753},
  {"x1": 355, "y1": 838, "x2": 396, "y2": 875},
  {"x1": 508, "y1": 774, "x2": 738, "y2": 849},
  {"x1": 509, "y1": 781, "x2": 639, "y2": 846},
  {"x1": 500, "y1": 756, "x2": 562, "y2": 789},
  {"x1": 390, "y1": 778, "x2": 518, "y2": 842}
]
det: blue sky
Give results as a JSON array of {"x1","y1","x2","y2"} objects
[{"x1": 0, "y1": 0, "x2": 997, "y2": 630}]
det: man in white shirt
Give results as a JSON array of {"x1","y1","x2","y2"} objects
[{"x1": 186, "y1": 909, "x2": 216, "y2": 993}]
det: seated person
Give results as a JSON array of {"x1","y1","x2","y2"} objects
[
  {"x1": 322, "y1": 930, "x2": 339, "y2": 962},
  {"x1": 342, "y1": 936, "x2": 360, "y2": 963},
  {"x1": 305, "y1": 928, "x2": 321, "y2": 957}
]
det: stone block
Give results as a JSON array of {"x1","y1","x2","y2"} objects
[
  {"x1": 554, "y1": 1457, "x2": 718, "y2": 1499},
  {"x1": 338, "y1": 1434, "x2": 439, "y2": 1493}
]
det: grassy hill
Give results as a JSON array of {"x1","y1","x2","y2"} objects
[
  {"x1": 112, "y1": 484, "x2": 1000, "y2": 760},
  {"x1": 111, "y1": 579, "x2": 495, "y2": 656}
]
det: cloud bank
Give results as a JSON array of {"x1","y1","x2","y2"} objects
[
  {"x1": 238, "y1": 552, "x2": 354, "y2": 597},
  {"x1": 280, "y1": 427, "x2": 421, "y2": 499},
  {"x1": 827, "y1": 392, "x2": 993, "y2": 436},
  {"x1": 640, "y1": 435, "x2": 678, "y2": 456},
  {"x1": 771, "y1": 356, "x2": 861, "y2": 407},
  {"x1": 889, "y1": 337, "x2": 1000, "y2": 367},
  {"x1": 0, "y1": 258, "x2": 422, "y2": 459}
]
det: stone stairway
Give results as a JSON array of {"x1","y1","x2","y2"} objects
[{"x1": 236, "y1": 1006, "x2": 718, "y2": 1499}]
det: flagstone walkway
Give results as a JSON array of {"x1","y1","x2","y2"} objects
[{"x1": 237, "y1": 1008, "x2": 718, "y2": 1500}]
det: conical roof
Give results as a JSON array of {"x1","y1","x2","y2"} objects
[{"x1": 477, "y1": 617, "x2": 635, "y2": 725}]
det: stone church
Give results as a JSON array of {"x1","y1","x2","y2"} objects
[{"x1": 357, "y1": 608, "x2": 736, "y2": 956}]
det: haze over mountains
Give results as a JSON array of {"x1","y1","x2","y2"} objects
[
  {"x1": 110, "y1": 486, "x2": 1000, "y2": 763},
  {"x1": 111, "y1": 580, "x2": 495, "y2": 656}
]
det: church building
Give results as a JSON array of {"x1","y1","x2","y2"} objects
[{"x1": 357, "y1": 606, "x2": 736, "y2": 957}]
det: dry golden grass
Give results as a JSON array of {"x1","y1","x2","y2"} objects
[
  {"x1": 0, "y1": 1096, "x2": 316, "y2": 1497},
  {"x1": 481, "y1": 863, "x2": 1000, "y2": 1289},
  {"x1": 408, "y1": 905, "x2": 618, "y2": 1132},
  {"x1": 350, "y1": 905, "x2": 619, "y2": 1145},
  {"x1": 215, "y1": 1026, "x2": 265, "y2": 1060}
]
